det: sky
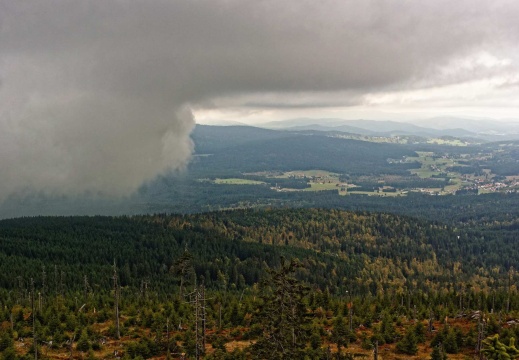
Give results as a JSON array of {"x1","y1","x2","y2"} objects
[{"x1": 1, "y1": 0, "x2": 519, "y2": 200}]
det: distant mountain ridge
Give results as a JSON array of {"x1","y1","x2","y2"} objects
[{"x1": 259, "y1": 117, "x2": 519, "y2": 141}]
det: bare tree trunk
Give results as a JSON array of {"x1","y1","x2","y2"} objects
[
  {"x1": 201, "y1": 285, "x2": 206, "y2": 352},
  {"x1": 31, "y1": 278, "x2": 37, "y2": 360},
  {"x1": 41, "y1": 265, "x2": 46, "y2": 309},
  {"x1": 166, "y1": 318, "x2": 170, "y2": 360},
  {"x1": 113, "y1": 260, "x2": 120, "y2": 340},
  {"x1": 476, "y1": 315, "x2": 485, "y2": 360},
  {"x1": 84, "y1": 275, "x2": 89, "y2": 302},
  {"x1": 60, "y1": 271, "x2": 65, "y2": 297},
  {"x1": 428, "y1": 309, "x2": 433, "y2": 332},
  {"x1": 195, "y1": 288, "x2": 199, "y2": 360},
  {"x1": 188, "y1": 282, "x2": 207, "y2": 360},
  {"x1": 292, "y1": 305, "x2": 296, "y2": 347},
  {"x1": 218, "y1": 302, "x2": 222, "y2": 331},
  {"x1": 507, "y1": 267, "x2": 514, "y2": 313},
  {"x1": 69, "y1": 332, "x2": 76, "y2": 360},
  {"x1": 54, "y1": 265, "x2": 58, "y2": 297}
]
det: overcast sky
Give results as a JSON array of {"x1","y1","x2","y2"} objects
[{"x1": 1, "y1": 0, "x2": 519, "y2": 200}]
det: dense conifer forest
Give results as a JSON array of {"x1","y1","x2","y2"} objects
[{"x1": 2, "y1": 209, "x2": 519, "y2": 359}]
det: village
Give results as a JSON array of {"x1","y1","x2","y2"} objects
[{"x1": 236, "y1": 147, "x2": 519, "y2": 197}]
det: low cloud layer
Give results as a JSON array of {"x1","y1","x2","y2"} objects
[{"x1": 1, "y1": 0, "x2": 518, "y2": 200}]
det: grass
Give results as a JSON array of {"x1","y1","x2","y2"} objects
[
  {"x1": 215, "y1": 152, "x2": 513, "y2": 197},
  {"x1": 278, "y1": 170, "x2": 339, "y2": 178},
  {"x1": 410, "y1": 169, "x2": 441, "y2": 178},
  {"x1": 214, "y1": 178, "x2": 266, "y2": 185},
  {"x1": 427, "y1": 138, "x2": 468, "y2": 146},
  {"x1": 348, "y1": 190, "x2": 405, "y2": 197},
  {"x1": 478, "y1": 188, "x2": 493, "y2": 194},
  {"x1": 443, "y1": 184, "x2": 462, "y2": 193},
  {"x1": 303, "y1": 183, "x2": 341, "y2": 191},
  {"x1": 408, "y1": 152, "x2": 462, "y2": 179}
]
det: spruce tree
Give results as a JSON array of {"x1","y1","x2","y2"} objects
[
  {"x1": 331, "y1": 316, "x2": 349, "y2": 355},
  {"x1": 76, "y1": 329, "x2": 91, "y2": 352},
  {"x1": 443, "y1": 328, "x2": 459, "y2": 354},
  {"x1": 251, "y1": 258, "x2": 309, "y2": 360},
  {"x1": 396, "y1": 327, "x2": 418, "y2": 355},
  {"x1": 1, "y1": 347, "x2": 17, "y2": 360},
  {"x1": 481, "y1": 334, "x2": 519, "y2": 359},
  {"x1": 414, "y1": 321, "x2": 426, "y2": 343},
  {"x1": 0, "y1": 332, "x2": 13, "y2": 352},
  {"x1": 430, "y1": 344, "x2": 448, "y2": 360}
]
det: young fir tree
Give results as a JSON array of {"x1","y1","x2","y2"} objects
[
  {"x1": 481, "y1": 334, "x2": 519, "y2": 359},
  {"x1": 378, "y1": 312, "x2": 397, "y2": 344},
  {"x1": 414, "y1": 321, "x2": 426, "y2": 343},
  {"x1": 443, "y1": 328, "x2": 459, "y2": 354},
  {"x1": 0, "y1": 332, "x2": 14, "y2": 352},
  {"x1": 396, "y1": 327, "x2": 418, "y2": 355},
  {"x1": 331, "y1": 315, "x2": 349, "y2": 355},
  {"x1": 76, "y1": 329, "x2": 91, "y2": 352},
  {"x1": 1, "y1": 347, "x2": 17, "y2": 360},
  {"x1": 430, "y1": 344, "x2": 448, "y2": 360}
]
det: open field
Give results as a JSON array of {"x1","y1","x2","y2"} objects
[
  {"x1": 203, "y1": 141, "x2": 519, "y2": 199},
  {"x1": 443, "y1": 179, "x2": 463, "y2": 193},
  {"x1": 303, "y1": 182, "x2": 342, "y2": 191},
  {"x1": 279, "y1": 170, "x2": 339, "y2": 178},
  {"x1": 348, "y1": 190, "x2": 405, "y2": 197},
  {"x1": 410, "y1": 168, "x2": 441, "y2": 178},
  {"x1": 408, "y1": 152, "x2": 459, "y2": 181},
  {"x1": 427, "y1": 138, "x2": 469, "y2": 146},
  {"x1": 214, "y1": 178, "x2": 266, "y2": 185}
]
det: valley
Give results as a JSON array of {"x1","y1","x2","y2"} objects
[{"x1": 2, "y1": 125, "x2": 519, "y2": 359}]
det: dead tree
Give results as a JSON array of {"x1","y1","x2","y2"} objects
[
  {"x1": 113, "y1": 260, "x2": 121, "y2": 340},
  {"x1": 166, "y1": 318, "x2": 171, "y2": 360},
  {"x1": 201, "y1": 285, "x2": 206, "y2": 351},
  {"x1": 83, "y1": 275, "x2": 90, "y2": 302},
  {"x1": 31, "y1": 278, "x2": 37, "y2": 360},
  {"x1": 68, "y1": 332, "x2": 76, "y2": 360},
  {"x1": 54, "y1": 265, "x2": 58, "y2": 297},
  {"x1": 507, "y1": 267, "x2": 514, "y2": 313},
  {"x1": 17, "y1": 276, "x2": 23, "y2": 305},
  {"x1": 218, "y1": 302, "x2": 222, "y2": 331},
  {"x1": 41, "y1": 265, "x2": 46, "y2": 308},
  {"x1": 186, "y1": 282, "x2": 207, "y2": 360},
  {"x1": 476, "y1": 313, "x2": 486, "y2": 359},
  {"x1": 140, "y1": 279, "x2": 149, "y2": 301},
  {"x1": 60, "y1": 271, "x2": 65, "y2": 297},
  {"x1": 428, "y1": 309, "x2": 434, "y2": 333}
]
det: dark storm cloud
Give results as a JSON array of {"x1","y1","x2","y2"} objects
[
  {"x1": 242, "y1": 93, "x2": 364, "y2": 109},
  {"x1": 1, "y1": 0, "x2": 518, "y2": 199}
]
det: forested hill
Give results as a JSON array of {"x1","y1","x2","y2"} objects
[
  {"x1": 191, "y1": 133, "x2": 419, "y2": 175},
  {"x1": 0, "y1": 209, "x2": 514, "y2": 297}
]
